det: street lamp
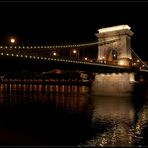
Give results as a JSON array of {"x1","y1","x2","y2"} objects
[
  {"x1": 53, "y1": 52, "x2": 57, "y2": 56},
  {"x1": 84, "y1": 57, "x2": 88, "y2": 61},
  {"x1": 10, "y1": 38, "x2": 15, "y2": 44},
  {"x1": 73, "y1": 50, "x2": 77, "y2": 54}
]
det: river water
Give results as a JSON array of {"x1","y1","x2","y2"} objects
[{"x1": 0, "y1": 83, "x2": 147, "y2": 146}]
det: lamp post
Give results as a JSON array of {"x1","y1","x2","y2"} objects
[{"x1": 70, "y1": 49, "x2": 79, "y2": 59}]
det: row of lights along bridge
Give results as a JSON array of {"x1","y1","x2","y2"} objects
[
  {"x1": 2, "y1": 37, "x2": 95, "y2": 62},
  {"x1": 3, "y1": 37, "x2": 146, "y2": 69}
]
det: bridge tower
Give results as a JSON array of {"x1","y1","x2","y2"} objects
[{"x1": 95, "y1": 25, "x2": 134, "y2": 66}]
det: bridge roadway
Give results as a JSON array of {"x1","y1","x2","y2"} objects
[{"x1": 0, "y1": 53, "x2": 141, "y2": 73}]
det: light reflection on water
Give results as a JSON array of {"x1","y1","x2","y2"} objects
[
  {"x1": 0, "y1": 84, "x2": 148, "y2": 146},
  {"x1": 80, "y1": 94, "x2": 148, "y2": 147},
  {"x1": 80, "y1": 96, "x2": 135, "y2": 147}
]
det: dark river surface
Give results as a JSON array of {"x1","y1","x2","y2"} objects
[{"x1": 0, "y1": 83, "x2": 148, "y2": 147}]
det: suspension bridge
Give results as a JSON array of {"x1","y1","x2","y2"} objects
[{"x1": 0, "y1": 36, "x2": 147, "y2": 73}]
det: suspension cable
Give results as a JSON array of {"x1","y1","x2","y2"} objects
[{"x1": 130, "y1": 48, "x2": 148, "y2": 69}]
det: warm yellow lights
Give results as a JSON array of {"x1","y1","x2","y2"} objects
[
  {"x1": 73, "y1": 50, "x2": 77, "y2": 54},
  {"x1": 10, "y1": 38, "x2": 15, "y2": 44},
  {"x1": 84, "y1": 57, "x2": 88, "y2": 61},
  {"x1": 98, "y1": 25, "x2": 131, "y2": 33},
  {"x1": 53, "y1": 52, "x2": 57, "y2": 56}
]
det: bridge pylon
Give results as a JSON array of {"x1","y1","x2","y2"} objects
[{"x1": 95, "y1": 25, "x2": 134, "y2": 66}]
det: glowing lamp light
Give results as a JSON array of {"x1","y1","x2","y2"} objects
[
  {"x1": 118, "y1": 59, "x2": 125, "y2": 66},
  {"x1": 84, "y1": 57, "x2": 88, "y2": 60},
  {"x1": 73, "y1": 50, "x2": 77, "y2": 54},
  {"x1": 53, "y1": 52, "x2": 57, "y2": 56},
  {"x1": 10, "y1": 38, "x2": 15, "y2": 44}
]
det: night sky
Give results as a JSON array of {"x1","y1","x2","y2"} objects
[{"x1": 0, "y1": 1, "x2": 148, "y2": 60}]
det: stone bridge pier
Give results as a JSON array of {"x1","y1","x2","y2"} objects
[{"x1": 91, "y1": 25, "x2": 135, "y2": 95}]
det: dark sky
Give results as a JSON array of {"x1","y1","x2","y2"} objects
[{"x1": 0, "y1": 1, "x2": 148, "y2": 60}]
